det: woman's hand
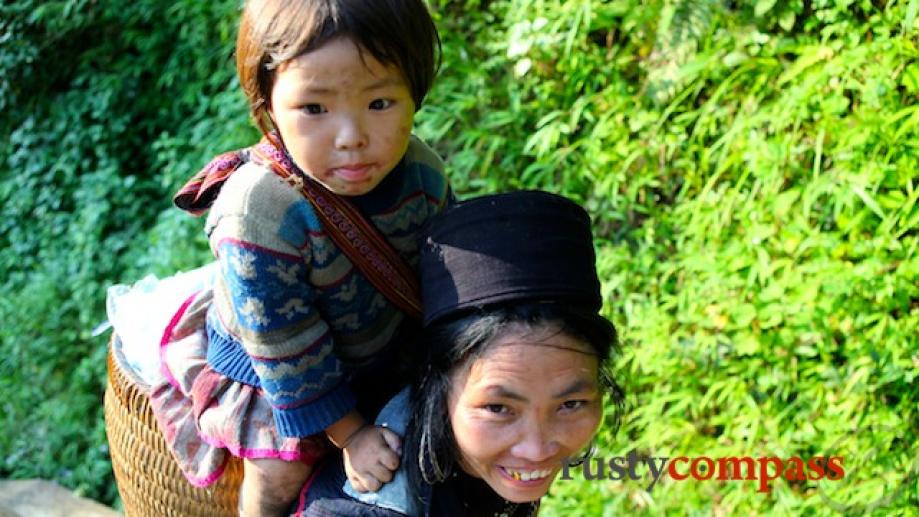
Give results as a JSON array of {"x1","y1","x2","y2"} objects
[{"x1": 342, "y1": 425, "x2": 402, "y2": 493}]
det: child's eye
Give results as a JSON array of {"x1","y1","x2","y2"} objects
[
  {"x1": 303, "y1": 104, "x2": 326, "y2": 115},
  {"x1": 369, "y1": 98, "x2": 393, "y2": 110}
]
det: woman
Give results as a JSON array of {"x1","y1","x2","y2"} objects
[{"x1": 293, "y1": 191, "x2": 623, "y2": 516}]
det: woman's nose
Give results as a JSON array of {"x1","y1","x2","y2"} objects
[
  {"x1": 509, "y1": 423, "x2": 560, "y2": 463},
  {"x1": 334, "y1": 115, "x2": 368, "y2": 150}
]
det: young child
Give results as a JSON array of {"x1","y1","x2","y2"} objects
[{"x1": 148, "y1": 0, "x2": 450, "y2": 514}]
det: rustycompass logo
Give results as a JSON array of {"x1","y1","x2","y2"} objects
[
  {"x1": 560, "y1": 424, "x2": 917, "y2": 512},
  {"x1": 560, "y1": 451, "x2": 845, "y2": 494}
]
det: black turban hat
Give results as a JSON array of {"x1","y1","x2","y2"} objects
[{"x1": 419, "y1": 191, "x2": 602, "y2": 326}]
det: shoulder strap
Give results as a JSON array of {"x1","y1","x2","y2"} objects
[{"x1": 250, "y1": 140, "x2": 423, "y2": 320}]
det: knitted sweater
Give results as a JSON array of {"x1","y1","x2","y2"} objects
[{"x1": 203, "y1": 136, "x2": 450, "y2": 438}]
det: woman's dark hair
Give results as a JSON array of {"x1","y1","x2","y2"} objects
[
  {"x1": 402, "y1": 301, "x2": 624, "y2": 491},
  {"x1": 236, "y1": 0, "x2": 441, "y2": 138}
]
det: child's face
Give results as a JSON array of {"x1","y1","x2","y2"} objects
[{"x1": 269, "y1": 37, "x2": 416, "y2": 196}]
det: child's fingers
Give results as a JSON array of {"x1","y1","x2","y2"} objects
[
  {"x1": 350, "y1": 476, "x2": 368, "y2": 493},
  {"x1": 353, "y1": 464, "x2": 396, "y2": 492},
  {"x1": 379, "y1": 426, "x2": 402, "y2": 455},
  {"x1": 370, "y1": 460, "x2": 395, "y2": 483},
  {"x1": 356, "y1": 471, "x2": 383, "y2": 492},
  {"x1": 377, "y1": 446, "x2": 400, "y2": 471}
]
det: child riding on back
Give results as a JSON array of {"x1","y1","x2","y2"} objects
[{"x1": 150, "y1": 1, "x2": 450, "y2": 514}]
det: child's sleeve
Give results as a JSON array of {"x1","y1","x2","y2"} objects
[{"x1": 206, "y1": 172, "x2": 356, "y2": 438}]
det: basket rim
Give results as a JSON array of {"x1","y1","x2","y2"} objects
[{"x1": 110, "y1": 333, "x2": 153, "y2": 391}]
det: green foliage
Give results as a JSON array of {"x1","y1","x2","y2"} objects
[
  {"x1": 417, "y1": 0, "x2": 917, "y2": 514},
  {"x1": 2, "y1": 0, "x2": 916, "y2": 513},
  {"x1": 0, "y1": 0, "x2": 244, "y2": 502}
]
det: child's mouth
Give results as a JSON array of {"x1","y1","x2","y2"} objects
[{"x1": 335, "y1": 164, "x2": 373, "y2": 181}]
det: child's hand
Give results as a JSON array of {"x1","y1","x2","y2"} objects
[{"x1": 342, "y1": 425, "x2": 402, "y2": 493}]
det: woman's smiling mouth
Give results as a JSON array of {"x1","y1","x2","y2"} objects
[{"x1": 498, "y1": 466, "x2": 554, "y2": 483}]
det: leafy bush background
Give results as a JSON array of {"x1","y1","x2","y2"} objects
[{"x1": 1, "y1": 0, "x2": 915, "y2": 514}]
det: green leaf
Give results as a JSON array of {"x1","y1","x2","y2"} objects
[
  {"x1": 779, "y1": 10, "x2": 796, "y2": 31},
  {"x1": 899, "y1": 63, "x2": 919, "y2": 94},
  {"x1": 851, "y1": 185, "x2": 887, "y2": 219},
  {"x1": 903, "y1": 0, "x2": 919, "y2": 33},
  {"x1": 754, "y1": 0, "x2": 778, "y2": 18}
]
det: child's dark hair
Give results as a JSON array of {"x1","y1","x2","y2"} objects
[
  {"x1": 236, "y1": 0, "x2": 441, "y2": 137},
  {"x1": 402, "y1": 301, "x2": 624, "y2": 490}
]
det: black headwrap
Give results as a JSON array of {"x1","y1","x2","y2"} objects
[{"x1": 419, "y1": 191, "x2": 602, "y2": 326}]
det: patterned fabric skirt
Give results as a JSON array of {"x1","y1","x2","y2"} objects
[{"x1": 149, "y1": 287, "x2": 329, "y2": 487}]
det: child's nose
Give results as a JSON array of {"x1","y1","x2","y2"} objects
[{"x1": 334, "y1": 116, "x2": 368, "y2": 150}]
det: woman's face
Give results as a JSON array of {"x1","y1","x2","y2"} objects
[{"x1": 447, "y1": 326, "x2": 602, "y2": 503}]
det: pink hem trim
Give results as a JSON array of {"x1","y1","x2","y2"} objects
[
  {"x1": 159, "y1": 292, "x2": 200, "y2": 390},
  {"x1": 295, "y1": 461, "x2": 327, "y2": 513},
  {"x1": 183, "y1": 453, "x2": 229, "y2": 488},
  {"x1": 197, "y1": 431, "x2": 323, "y2": 464}
]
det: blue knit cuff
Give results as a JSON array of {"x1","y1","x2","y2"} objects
[
  {"x1": 206, "y1": 320, "x2": 260, "y2": 386},
  {"x1": 273, "y1": 383, "x2": 357, "y2": 437}
]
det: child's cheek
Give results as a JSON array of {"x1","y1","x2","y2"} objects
[
  {"x1": 388, "y1": 118, "x2": 413, "y2": 149},
  {"x1": 399, "y1": 113, "x2": 414, "y2": 136}
]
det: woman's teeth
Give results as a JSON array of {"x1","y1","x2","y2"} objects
[{"x1": 506, "y1": 468, "x2": 552, "y2": 481}]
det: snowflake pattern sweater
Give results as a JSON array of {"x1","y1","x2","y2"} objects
[{"x1": 203, "y1": 136, "x2": 450, "y2": 438}]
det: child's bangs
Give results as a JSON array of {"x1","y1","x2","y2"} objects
[{"x1": 260, "y1": 2, "x2": 399, "y2": 73}]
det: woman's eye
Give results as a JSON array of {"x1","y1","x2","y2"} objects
[
  {"x1": 560, "y1": 400, "x2": 587, "y2": 412},
  {"x1": 369, "y1": 98, "x2": 393, "y2": 110},
  {"x1": 303, "y1": 104, "x2": 326, "y2": 115},
  {"x1": 483, "y1": 404, "x2": 509, "y2": 415}
]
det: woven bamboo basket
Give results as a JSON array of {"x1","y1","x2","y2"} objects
[{"x1": 103, "y1": 336, "x2": 243, "y2": 516}]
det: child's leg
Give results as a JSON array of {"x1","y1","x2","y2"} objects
[{"x1": 239, "y1": 457, "x2": 313, "y2": 516}]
